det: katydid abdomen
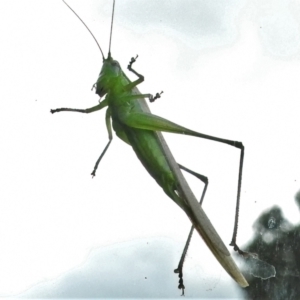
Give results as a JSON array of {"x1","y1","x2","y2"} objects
[{"x1": 110, "y1": 90, "x2": 179, "y2": 203}]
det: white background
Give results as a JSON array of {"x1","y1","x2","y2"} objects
[{"x1": 0, "y1": 0, "x2": 300, "y2": 298}]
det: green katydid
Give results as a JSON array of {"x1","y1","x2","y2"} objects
[{"x1": 51, "y1": 0, "x2": 249, "y2": 294}]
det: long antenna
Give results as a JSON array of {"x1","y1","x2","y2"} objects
[
  {"x1": 108, "y1": 0, "x2": 116, "y2": 58},
  {"x1": 62, "y1": 0, "x2": 105, "y2": 60}
]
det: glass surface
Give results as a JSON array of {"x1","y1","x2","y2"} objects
[{"x1": 0, "y1": 0, "x2": 299, "y2": 298}]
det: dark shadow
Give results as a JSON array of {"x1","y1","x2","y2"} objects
[{"x1": 240, "y1": 190, "x2": 300, "y2": 300}]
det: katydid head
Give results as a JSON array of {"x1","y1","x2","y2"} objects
[{"x1": 95, "y1": 56, "x2": 122, "y2": 97}]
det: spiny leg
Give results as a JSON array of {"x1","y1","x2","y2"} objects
[
  {"x1": 50, "y1": 99, "x2": 108, "y2": 114},
  {"x1": 91, "y1": 140, "x2": 112, "y2": 177},
  {"x1": 127, "y1": 54, "x2": 138, "y2": 70},
  {"x1": 173, "y1": 164, "x2": 209, "y2": 296},
  {"x1": 150, "y1": 91, "x2": 163, "y2": 103},
  {"x1": 51, "y1": 102, "x2": 112, "y2": 177},
  {"x1": 119, "y1": 92, "x2": 164, "y2": 103},
  {"x1": 125, "y1": 55, "x2": 144, "y2": 91},
  {"x1": 91, "y1": 108, "x2": 113, "y2": 177},
  {"x1": 126, "y1": 55, "x2": 163, "y2": 102},
  {"x1": 229, "y1": 146, "x2": 245, "y2": 255}
]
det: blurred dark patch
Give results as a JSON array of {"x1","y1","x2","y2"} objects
[{"x1": 240, "y1": 190, "x2": 300, "y2": 300}]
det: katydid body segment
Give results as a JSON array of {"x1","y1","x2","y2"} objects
[{"x1": 51, "y1": 0, "x2": 248, "y2": 294}]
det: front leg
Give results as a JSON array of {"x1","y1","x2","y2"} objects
[
  {"x1": 149, "y1": 91, "x2": 163, "y2": 103},
  {"x1": 117, "y1": 92, "x2": 163, "y2": 103},
  {"x1": 125, "y1": 55, "x2": 145, "y2": 91},
  {"x1": 127, "y1": 54, "x2": 139, "y2": 70},
  {"x1": 126, "y1": 55, "x2": 163, "y2": 102}
]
